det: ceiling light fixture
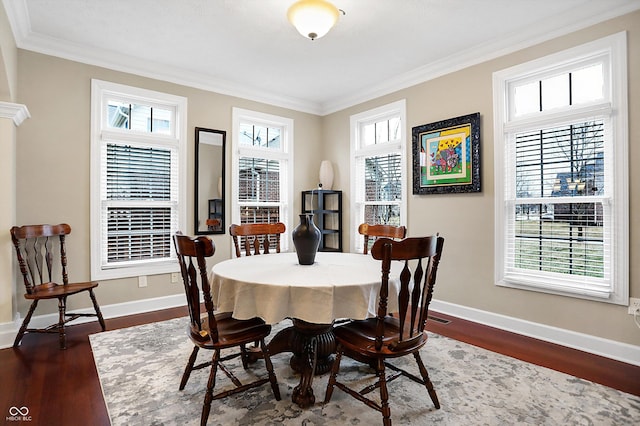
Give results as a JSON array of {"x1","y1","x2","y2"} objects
[{"x1": 287, "y1": 0, "x2": 342, "y2": 41}]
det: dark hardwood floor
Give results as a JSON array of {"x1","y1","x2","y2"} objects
[{"x1": 1, "y1": 307, "x2": 638, "y2": 426}]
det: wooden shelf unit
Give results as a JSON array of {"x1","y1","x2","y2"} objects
[{"x1": 301, "y1": 189, "x2": 342, "y2": 252}]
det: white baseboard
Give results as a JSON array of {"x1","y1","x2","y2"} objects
[
  {"x1": 1, "y1": 296, "x2": 638, "y2": 367},
  {"x1": 430, "y1": 299, "x2": 640, "y2": 367},
  {"x1": 0, "y1": 294, "x2": 186, "y2": 349}
]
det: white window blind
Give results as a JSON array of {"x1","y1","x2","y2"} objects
[
  {"x1": 493, "y1": 33, "x2": 628, "y2": 304},
  {"x1": 103, "y1": 143, "x2": 177, "y2": 263},
  {"x1": 351, "y1": 100, "x2": 407, "y2": 253},
  {"x1": 91, "y1": 80, "x2": 187, "y2": 280}
]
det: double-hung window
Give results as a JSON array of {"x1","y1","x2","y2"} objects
[
  {"x1": 493, "y1": 33, "x2": 628, "y2": 304},
  {"x1": 90, "y1": 80, "x2": 187, "y2": 280},
  {"x1": 350, "y1": 100, "x2": 407, "y2": 253},
  {"x1": 231, "y1": 108, "x2": 293, "y2": 253}
]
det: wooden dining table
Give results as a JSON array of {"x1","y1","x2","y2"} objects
[{"x1": 210, "y1": 251, "x2": 402, "y2": 408}]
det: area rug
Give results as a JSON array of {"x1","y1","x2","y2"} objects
[{"x1": 90, "y1": 317, "x2": 639, "y2": 425}]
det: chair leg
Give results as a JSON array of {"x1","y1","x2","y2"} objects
[
  {"x1": 261, "y1": 338, "x2": 281, "y2": 400},
  {"x1": 413, "y1": 352, "x2": 440, "y2": 409},
  {"x1": 323, "y1": 343, "x2": 343, "y2": 404},
  {"x1": 89, "y1": 289, "x2": 106, "y2": 331},
  {"x1": 201, "y1": 349, "x2": 220, "y2": 426},
  {"x1": 180, "y1": 346, "x2": 200, "y2": 390},
  {"x1": 58, "y1": 296, "x2": 67, "y2": 350},
  {"x1": 13, "y1": 300, "x2": 38, "y2": 348},
  {"x1": 240, "y1": 344, "x2": 249, "y2": 369},
  {"x1": 377, "y1": 358, "x2": 392, "y2": 426}
]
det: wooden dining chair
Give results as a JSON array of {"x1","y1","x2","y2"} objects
[
  {"x1": 205, "y1": 218, "x2": 222, "y2": 232},
  {"x1": 173, "y1": 233, "x2": 280, "y2": 426},
  {"x1": 358, "y1": 223, "x2": 407, "y2": 254},
  {"x1": 10, "y1": 223, "x2": 106, "y2": 349},
  {"x1": 229, "y1": 222, "x2": 286, "y2": 257},
  {"x1": 324, "y1": 235, "x2": 445, "y2": 426}
]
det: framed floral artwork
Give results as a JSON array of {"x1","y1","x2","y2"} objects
[{"x1": 412, "y1": 112, "x2": 481, "y2": 194}]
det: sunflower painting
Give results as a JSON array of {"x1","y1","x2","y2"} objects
[{"x1": 412, "y1": 113, "x2": 480, "y2": 194}]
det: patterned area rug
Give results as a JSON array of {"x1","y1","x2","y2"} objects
[{"x1": 90, "y1": 317, "x2": 639, "y2": 425}]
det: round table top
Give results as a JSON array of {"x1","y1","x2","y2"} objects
[{"x1": 210, "y1": 251, "x2": 400, "y2": 324}]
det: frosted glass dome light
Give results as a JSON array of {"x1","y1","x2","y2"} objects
[{"x1": 287, "y1": 0, "x2": 341, "y2": 40}]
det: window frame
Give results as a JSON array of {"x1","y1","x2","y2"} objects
[
  {"x1": 350, "y1": 100, "x2": 408, "y2": 253},
  {"x1": 90, "y1": 79, "x2": 187, "y2": 280},
  {"x1": 492, "y1": 32, "x2": 628, "y2": 305},
  {"x1": 230, "y1": 107, "x2": 294, "y2": 252}
]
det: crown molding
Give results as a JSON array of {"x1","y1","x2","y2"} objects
[
  {"x1": 319, "y1": 2, "x2": 640, "y2": 115},
  {"x1": 13, "y1": 31, "x2": 323, "y2": 116},
  {"x1": 0, "y1": 101, "x2": 30, "y2": 126},
  {"x1": 4, "y1": 0, "x2": 640, "y2": 117}
]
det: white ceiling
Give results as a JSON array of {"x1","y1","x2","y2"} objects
[{"x1": 4, "y1": 0, "x2": 640, "y2": 115}]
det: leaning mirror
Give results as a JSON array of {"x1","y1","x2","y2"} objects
[{"x1": 195, "y1": 127, "x2": 226, "y2": 235}]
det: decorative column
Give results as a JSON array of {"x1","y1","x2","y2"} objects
[{"x1": 0, "y1": 102, "x2": 30, "y2": 332}]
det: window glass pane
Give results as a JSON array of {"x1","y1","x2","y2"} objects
[
  {"x1": 513, "y1": 81, "x2": 539, "y2": 116},
  {"x1": 106, "y1": 101, "x2": 173, "y2": 135},
  {"x1": 514, "y1": 202, "x2": 604, "y2": 278},
  {"x1": 573, "y1": 64, "x2": 604, "y2": 104},
  {"x1": 253, "y1": 125, "x2": 268, "y2": 147},
  {"x1": 130, "y1": 104, "x2": 152, "y2": 132},
  {"x1": 362, "y1": 123, "x2": 375, "y2": 146},
  {"x1": 389, "y1": 117, "x2": 401, "y2": 140},
  {"x1": 152, "y1": 107, "x2": 172, "y2": 135},
  {"x1": 239, "y1": 123, "x2": 254, "y2": 146},
  {"x1": 541, "y1": 74, "x2": 569, "y2": 111},
  {"x1": 266, "y1": 127, "x2": 281, "y2": 148},
  {"x1": 375, "y1": 121, "x2": 389, "y2": 144},
  {"x1": 106, "y1": 144, "x2": 171, "y2": 200},
  {"x1": 239, "y1": 206, "x2": 281, "y2": 224},
  {"x1": 106, "y1": 206, "x2": 172, "y2": 262},
  {"x1": 238, "y1": 157, "x2": 280, "y2": 202},
  {"x1": 364, "y1": 205, "x2": 401, "y2": 227},
  {"x1": 107, "y1": 101, "x2": 130, "y2": 129},
  {"x1": 515, "y1": 120, "x2": 605, "y2": 199},
  {"x1": 239, "y1": 124, "x2": 281, "y2": 149},
  {"x1": 364, "y1": 154, "x2": 402, "y2": 202}
]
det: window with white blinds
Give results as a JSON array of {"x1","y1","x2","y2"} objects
[
  {"x1": 350, "y1": 100, "x2": 407, "y2": 253},
  {"x1": 91, "y1": 80, "x2": 187, "y2": 280},
  {"x1": 231, "y1": 108, "x2": 293, "y2": 253},
  {"x1": 493, "y1": 33, "x2": 628, "y2": 304}
]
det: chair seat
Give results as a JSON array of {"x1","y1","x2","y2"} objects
[
  {"x1": 24, "y1": 281, "x2": 100, "y2": 300},
  {"x1": 334, "y1": 317, "x2": 429, "y2": 359},
  {"x1": 188, "y1": 312, "x2": 272, "y2": 350}
]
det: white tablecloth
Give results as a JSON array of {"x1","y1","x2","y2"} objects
[{"x1": 210, "y1": 252, "x2": 401, "y2": 324}]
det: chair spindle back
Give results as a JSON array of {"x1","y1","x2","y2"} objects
[
  {"x1": 11, "y1": 224, "x2": 72, "y2": 294},
  {"x1": 358, "y1": 223, "x2": 407, "y2": 255},
  {"x1": 229, "y1": 222, "x2": 286, "y2": 257},
  {"x1": 371, "y1": 235, "x2": 444, "y2": 351},
  {"x1": 173, "y1": 233, "x2": 219, "y2": 342}
]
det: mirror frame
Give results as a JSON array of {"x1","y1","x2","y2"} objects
[{"x1": 194, "y1": 127, "x2": 226, "y2": 235}]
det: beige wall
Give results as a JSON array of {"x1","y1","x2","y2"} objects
[
  {"x1": 0, "y1": 3, "x2": 17, "y2": 101},
  {"x1": 7, "y1": 10, "x2": 639, "y2": 348},
  {"x1": 323, "y1": 11, "x2": 640, "y2": 346},
  {"x1": 14, "y1": 51, "x2": 322, "y2": 314},
  {"x1": 0, "y1": 4, "x2": 18, "y2": 324}
]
